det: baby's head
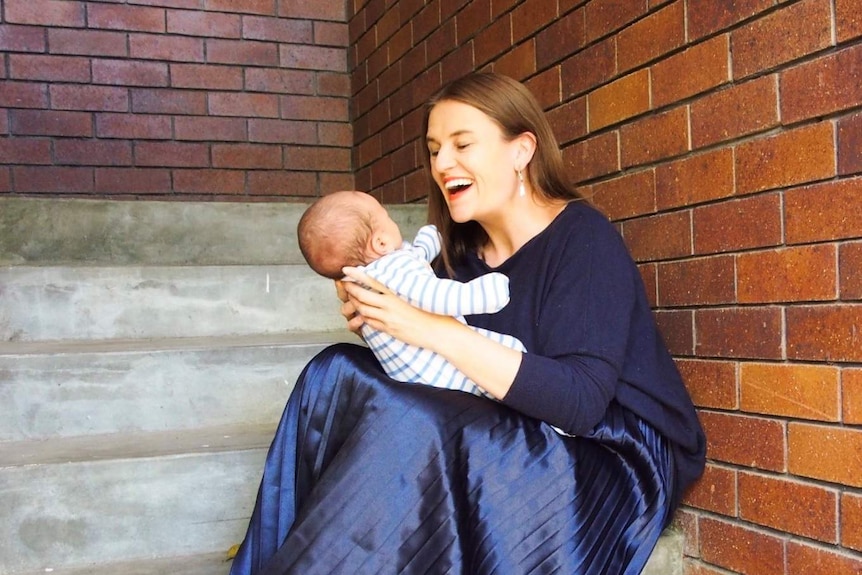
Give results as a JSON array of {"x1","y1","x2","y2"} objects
[{"x1": 297, "y1": 191, "x2": 403, "y2": 279}]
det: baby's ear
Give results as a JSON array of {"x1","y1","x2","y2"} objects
[{"x1": 369, "y1": 233, "x2": 390, "y2": 256}]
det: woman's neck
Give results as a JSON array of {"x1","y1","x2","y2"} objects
[{"x1": 478, "y1": 200, "x2": 568, "y2": 267}]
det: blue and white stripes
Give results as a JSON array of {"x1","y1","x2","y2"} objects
[{"x1": 358, "y1": 225, "x2": 526, "y2": 397}]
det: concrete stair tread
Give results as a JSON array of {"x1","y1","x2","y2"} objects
[
  {"x1": 11, "y1": 551, "x2": 233, "y2": 575},
  {"x1": 7, "y1": 529, "x2": 685, "y2": 575},
  {"x1": 1, "y1": 448, "x2": 262, "y2": 573},
  {"x1": 1, "y1": 264, "x2": 348, "y2": 341},
  {"x1": 6, "y1": 528, "x2": 684, "y2": 575},
  {"x1": 643, "y1": 527, "x2": 684, "y2": 575},
  {"x1": 0, "y1": 423, "x2": 276, "y2": 468},
  {"x1": 0, "y1": 330, "x2": 357, "y2": 356},
  {"x1": 0, "y1": 332, "x2": 360, "y2": 444},
  {"x1": 0, "y1": 197, "x2": 427, "y2": 267}
]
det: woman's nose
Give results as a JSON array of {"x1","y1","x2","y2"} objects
[{"x1": 434, "y1": 146, "x2": 454, "y2": 171}]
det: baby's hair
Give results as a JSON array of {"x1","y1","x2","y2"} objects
[{"x1": 297, "y1": 193, "x2": 376, "y2": 280}]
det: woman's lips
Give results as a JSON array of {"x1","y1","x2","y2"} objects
[{"x1": 445, "y1": 178, "x2": 473, "y2": 200}]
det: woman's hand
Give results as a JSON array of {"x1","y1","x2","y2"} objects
[
  {"x1": 334, "y1": 279, "x2": 364, "y2": 335},
  {"x1": 340, "y1": 266, "x2": 442, "y2": 349},
  {"x1": 340, "y1": 267, "x2": 523, "y2": 400}
]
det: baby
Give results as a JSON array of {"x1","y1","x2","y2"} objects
[{"x1": 297, "y1": 190, "x2": 526, "y2": 398}]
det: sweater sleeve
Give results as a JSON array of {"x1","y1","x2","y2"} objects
[{"x1": 500, "y1": 214, "x2": 638, "y2": 435}]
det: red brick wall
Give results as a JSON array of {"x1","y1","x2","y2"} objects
[
  {"x1": 0, "y1": 0, "x2": 353, "y2": 200},
  {"x1": 348, "y1": 0, "x2": 862, "y2": 573}
]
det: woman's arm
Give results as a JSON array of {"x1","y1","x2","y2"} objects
[
  {"x1": 492, "y1": 211, "x2": 639, "y2": 435},
  {"x1": 341, "y1": 206, "x2": 642, "y2": 434},
  {"x1": 340, "y1": 268, "x2": 523, "y2": 399},
  {"x1": 444, "y1": 206, "x2": 641, "y2": 435}
]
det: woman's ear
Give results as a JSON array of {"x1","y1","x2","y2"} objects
[{"x1": 513, "y1": 132, "x2": 537, "y2": 171}]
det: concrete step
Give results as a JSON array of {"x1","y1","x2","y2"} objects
[
  {"x1": 7, "y1": 531, "x2": 685, "y2": 575},
  {"x1": 0, "y1": 197, "x2": 427, "y2": 267},
  {"x1": 0, "y1": 264, "x2": 348, "y2": 342},
  {"x1": 2, "y1": 435, "x2": 683, "y2": 575},
  {"x1": 644, "y1": 528, "x2": 684, "y2": 575},
  {"x1": 13, "y1": 551, "x2": 232, "y2": 575},
  {"x1": 0, "y1": 422, "x2": 275, "y2": 468},
  {"x1": 0, "y1": 332, "x2": 355, "y2": 442},
  {"x1": 0, "y1": 429, "x2": 268, "y2": 575}
]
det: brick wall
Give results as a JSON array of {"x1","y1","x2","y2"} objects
[
  {"x1": 348, "y1": 0, "x2": 862, "y2": 573},
  {"x1": 0, "y1": 0, "x2": 353, "y2": 200},
  {"x1": 3, "y1": 0, "x2": 861, "y2": 571}
]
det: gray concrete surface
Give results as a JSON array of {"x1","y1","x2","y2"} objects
[
  {"x1": 0, "y1": 197, "x2": 683, "y2": 575},
  {"x1": 0, "y1": 334, "x2": 352, "y2": 443},
  {"x1": 0, "y1": 449, "x2": 266, "y2": 574},
  {"x1": 644, "y1": 527, "x2": 685, "y2": 575},
  {"x1": 13, "y1": 552, "x2": 232, "y2": 575},
  {"x1": 1, "y1": 264, "x2": 345, "y2": 341},
  {"x1": 0, "y1": 197, "x2": 427, "y2": 266}
]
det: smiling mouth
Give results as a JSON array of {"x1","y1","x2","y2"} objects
[{"x1": 445, "y1": 178, "x2": 473, "y2": 198}]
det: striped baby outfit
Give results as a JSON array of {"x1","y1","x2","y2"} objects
[{"x1": 358, "y1": 225, "x2": 526, "y2": 397}]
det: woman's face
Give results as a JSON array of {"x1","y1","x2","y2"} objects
[{"x1": 426, "y1": 100, "x2": 520, "y2": 225}]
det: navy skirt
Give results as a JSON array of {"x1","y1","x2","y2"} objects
[{"x1": 229, "y1": 343, "x2": 675, "y2": 575}]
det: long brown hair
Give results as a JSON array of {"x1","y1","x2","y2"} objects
[{"x1": 421, "y1": 72, "x2": 582, "y2": 275}]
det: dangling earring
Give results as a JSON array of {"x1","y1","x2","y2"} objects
[{"x1": 518, "y1": 169, "x2": 526, "y2": 197}]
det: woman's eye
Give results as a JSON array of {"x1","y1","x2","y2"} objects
[{"x1": 456, "y1": 143, "x2": 471, "y2": 150}]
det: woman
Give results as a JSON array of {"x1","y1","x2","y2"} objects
[{"x1": 229, "y1": 72, "x2": 706, "y2": 575}]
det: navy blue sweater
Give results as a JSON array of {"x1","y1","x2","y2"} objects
[{"x1": 451, "y1": 201, "x2": 706, "y2": 497}]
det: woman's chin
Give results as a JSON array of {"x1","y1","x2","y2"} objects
[
  {"x1": 445, "y1": 193, "x2": 475, "y2": 222},
  {"x1": 447, "y1": 206, "x2": 473, "y2": 223}
]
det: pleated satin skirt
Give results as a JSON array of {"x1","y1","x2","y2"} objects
[{"x1": 229, "y1": 343, "x2": 675, "y2": 575}]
